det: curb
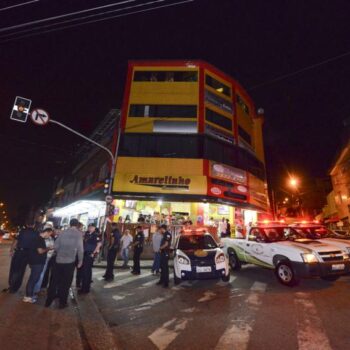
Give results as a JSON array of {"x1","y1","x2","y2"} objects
[{"x1": 74, "y1": 292, "x2": 120, "y2": 350}]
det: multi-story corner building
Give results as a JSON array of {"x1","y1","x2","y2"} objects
[{"x1": 112, "y1": 60, "x2": 269, "y2": 227}]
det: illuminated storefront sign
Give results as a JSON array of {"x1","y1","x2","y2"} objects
[
  {"x1": 210, "y1": 161, "x2": 247, "y2": 185},
  {"x1": 129, "y1": 175, "x2": 191, "y2": 189}
]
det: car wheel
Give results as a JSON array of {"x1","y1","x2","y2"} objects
[
  {"x1": 275, "y1": 261, "x2": 299, "y2": 287},
  {"x1": 221, "y1": 273, "x2": 230, "y2": 282},
  {"x1": 228, "y1": 250, "x2": 241, "y2": 271},
  {"x1": 321, "y1": 275, "x2": 340, "y2": 282}
]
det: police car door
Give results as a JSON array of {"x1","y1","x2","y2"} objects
[{"x1": 244, "y1": 228, "x2": 271, "y2": 267}]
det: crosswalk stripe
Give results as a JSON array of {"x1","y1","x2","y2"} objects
[
  {"x1": 295, "y1": 292, "x2": 332, "y2": 350},
  {"x1": 103, "y1": 272, "x2": 153, "y2": 289},
  {"x1": 95, "y1": 270, "x2": 132, "y2": 281},
  {"x1": 148, "y1": 317, "x2": 190, "y2": 350},
  {"x1": 139, "y1": 273, "x2": 174, "y2": 288},
  {"x1": 215, "y1": 281, "x2": 267, "y2": 350}
]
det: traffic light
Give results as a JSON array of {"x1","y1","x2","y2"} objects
[
  {"x1": 104, "y1": 178, "x2": 110, "y2": 194},
  {"x1": 10, "y1": 96, "x2": 32, "y2": 123}
]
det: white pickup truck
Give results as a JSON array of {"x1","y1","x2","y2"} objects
[{"x1": 221, "y1": 223, "x2": 350, "y2": 286}]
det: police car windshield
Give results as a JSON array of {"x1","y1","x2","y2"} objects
[
  {"x1": 178, "y1": 235, "x2": 217, "y2": 250},
  {"x1": 293, "y1": 226, "x2": 334, "y2": 239}
]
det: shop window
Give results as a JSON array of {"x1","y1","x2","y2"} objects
[
  {"x1": 133, "y1": 71, "x2": 198, "y2": 82},
  {"x1": 237, "y1": 95, "x2": 250, "y2": 115},
  {"x1": 205, "y1": 75, "x2": 231, "y2": 97},
  {"x1": 129, "y1": 104, "x2": 197, "y2": 118},
  {"x1": 205, "y1": 90, "x2": 233, "y2": 114},
  {"x1": 238, "y1": 126, "x2": 252, "y2": 145},
  {"x1": 206, "y1": 108, "x2": 232, "y2": 131}
]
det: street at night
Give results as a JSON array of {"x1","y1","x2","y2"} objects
[
  {"x1": 1, "y1": 243, "x2": 350, "y2": 349},
  {"x1": 1, "y1": 1, "x2": 350, "y2": 349}
]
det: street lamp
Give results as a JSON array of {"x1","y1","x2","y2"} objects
[{"x1": 289, "y1": 177, "x2": 299, "y2": 189}]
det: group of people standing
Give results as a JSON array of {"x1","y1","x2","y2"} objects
[
  {"x1": 5, "y1": 218, "x2": 102, "y2": 308},
  {"x1": 4, "y1": 218, "x2": 174, "y2": 308}
]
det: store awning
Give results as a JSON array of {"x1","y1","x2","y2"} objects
[{"x1": 53, "y1": 200, "x2": 106, "y2": 218}]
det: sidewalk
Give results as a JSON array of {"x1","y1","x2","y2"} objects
[{"x1": 0, "y1": 245, "x2": 119, "y2": 350}]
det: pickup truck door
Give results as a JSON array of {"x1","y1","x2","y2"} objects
[{"x1": 244, "y1": 229, "x2": 273, "y2": 268}]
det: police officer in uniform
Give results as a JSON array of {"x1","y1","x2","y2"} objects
[
  {"x1": 103, "y1": 223, "x2": 121, "y2": 281},
  {"x1": 78, "y1": 223, "x2": 102, "y2": 294},
  {"x1": 5, "y1": 221, "x2": 38, "y2": 293},
  {"x1": 157, "y1": 224, "x2": 172, "y2": 288},
  {"x1": 131, "y1": 226, "x2": 144, "y2": 275}
]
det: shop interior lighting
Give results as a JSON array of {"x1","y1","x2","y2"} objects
[{"x1": 53, "y1": 200, "x2": 106, "y2": 219}]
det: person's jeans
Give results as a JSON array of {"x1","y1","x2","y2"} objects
[
  {"x1": 152, "y1": 252, "x2": 161, "y2": 273},
  {"x1": 121, "y1": 248, "x2": 129, "y2": 266},
  {"x1": 26, "y1": 264, "x2": 44, "y2": 297},
  {"x1": 34, "y1": 257, "x2": 50, "y2": 294}
]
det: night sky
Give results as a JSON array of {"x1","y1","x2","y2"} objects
[{"x1": 1, "y1": 0, "x2": 350, "y2": 223}]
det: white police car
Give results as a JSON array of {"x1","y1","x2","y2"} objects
[{"x1": 173, "y1": 230, "x2": 230, "y2": 284}]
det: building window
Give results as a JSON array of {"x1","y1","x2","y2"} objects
[
  {"x1": 119, "y1": 133, "x2": 265, "y2": 180},
  {"x1": 238, "y1": 126, "x2": 252, "y2": 145},
  {"x1": 205, "y1": 75, "x2": 231, "y2": 97},
  {"x1": 133, "y1": 71, "x2": 198, "y2": 82},
  {"x1": 237, "y1": 95, "x2": 250, "y2": 115},
  {"x1": 205, "y1": 90, "x2": 233, "y2": 114},
  {"x1": 205, "y1": 108, "x2": 232, "y2": 131},
  {"x1": 129, "y1": 104, "x2": 197, "y2": 118}
]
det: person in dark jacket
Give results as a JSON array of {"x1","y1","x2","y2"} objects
[
  {"x1": 103, "y1": 223, "x2": 121, "y2": 281},
  {"x1": 157, "y1": 225, "x2": 172, "y2": 288},
  {"x1": 78, "y1": 223, "x2": 102, "y2": 294},
  {"x1": 131, "y1": 226, "x2": 144, "y2": 275},
  {"x1": 5, "y1": 221, "x2": 39, "y2": 293},
  {"x1": 23, "y1": 229, "x2": 52, "y2": 303}
]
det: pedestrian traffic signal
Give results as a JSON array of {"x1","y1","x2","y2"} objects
[
  {"x1": 10, "y1": 96, "x2": 32, "y2": 123},
  {"x1": 104, "y1": 178, "x2": 110, "y2": 194}
]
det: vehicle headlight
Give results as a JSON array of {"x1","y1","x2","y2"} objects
[
  {"x1": 301, "y1": 253, "x2": 318, "y2": 264},
  {"x1": 343, "y1": 249, "x2": 350, "y2": 260},
  {"x1": 216, "y1": 253, "x2": 225, "y2": 263},
  {"x1": 178, "y1": 255, "x2": 190, "y2": 265},
  {"x1": 346, "y1": 247, "x2": 350, "y2": 255}
]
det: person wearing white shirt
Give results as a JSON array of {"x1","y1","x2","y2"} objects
[{"x1": 120, "y1": 229, "x2": 133, "y2": 268}]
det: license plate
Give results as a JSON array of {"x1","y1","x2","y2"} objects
[
  {"x1": 196, "y1": 266, "x2": 212, "y2": 273},
  {"x1": 332, "y1": 264, "x2": 345, "y2": 271}
]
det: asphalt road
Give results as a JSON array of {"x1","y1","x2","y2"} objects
[
  {"x1": 90, "y1": 260, "x2": 350, "y2": 350},
  {"x1": 1, "y1": 241, "x2": 350, "y2": 350}
]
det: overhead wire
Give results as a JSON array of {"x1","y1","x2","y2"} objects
[
  {"x1": 0, "y1": 0, "x2": 194, "y2": 43},
  {"x1": 248, "y1": 49, "x2": 350, "y2": 91},
  {"x1": 0, "y1": 0, "x2": 39, "y2": 13},
  {"x1": 0, "y1": 0, "x2": 136, "y2": 33}
]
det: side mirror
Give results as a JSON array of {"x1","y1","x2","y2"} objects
[{"x1": 218, "y1": 242, "x2": 224, "y2": 248}]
